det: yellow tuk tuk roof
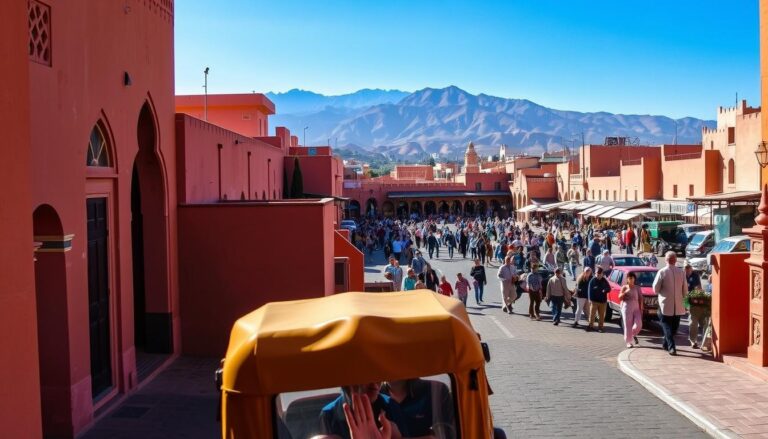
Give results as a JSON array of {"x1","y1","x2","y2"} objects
[{"x1": 222, "y1": 291, "x2": 485, "y2": 396}]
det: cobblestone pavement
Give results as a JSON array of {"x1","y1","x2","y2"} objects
[
  {"x1": 80, "y1": 241, "x2": 707, "y2": 438},
  {"x1": 365, "y1": 245, "x2": 707, "y2": 438}
]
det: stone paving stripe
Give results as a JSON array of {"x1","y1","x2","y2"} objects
[
  {"x1": 489, "y1": 315, "x2": 515, "y2": 339},
  {"x1": 618, "y1": 349, "x2": 741, "y2": 439}
]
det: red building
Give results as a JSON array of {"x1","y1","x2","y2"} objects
[{"x1": 1, "y1": 2, "x2": 361, "y2": 437}]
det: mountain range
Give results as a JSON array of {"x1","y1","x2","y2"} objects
[{"x1": 266, "y1": 86, "x2": 716, "y2": 162}]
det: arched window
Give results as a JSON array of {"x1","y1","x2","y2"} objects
[
  {"x1": 728, "y1": 159, "x2": 735, "y2": 184},
  {"x1": 87, "y1": 123, "x2": 111, "y2": 167}
]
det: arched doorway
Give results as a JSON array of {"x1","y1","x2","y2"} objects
[
  {"x1": 396, "y1": 201, "x2": 409, "y2": 218},
  {"x1": 576, "y1": 192, "x2": 581, "y2": 200},
  {"x1": 424, "y1": 200, "x2": 437, "y2": 216},
  {"x1": 132, "y1": 102, "x2": 173, "y2": 370},
  {"x1": 33, "y1": 205, "x2": 73, "y2": 437},
  {"x1": 382, "y1": 201, "x2": 395, "y2": 218},
  {"x1": 366, "y1": 198, "x2": 377, "y2": 217},
  {"x1": 490, "y1": 200, "x2": 501, "y2": 217},
  {"x1": 451, "y1": 200, "x2": 462, "y2": 215},
  {"x1": 348, "y1": 200, "x2": 361, "y2": 219},
  {"x1": 477, "y1": 200, "x2": 488, "y2": 217},
  {"x1": 410, "y1": 201, "x2": 422, "y2": 218},
  {"x1": 464, "y1": 200, "x2": 476, "y2": 216},
  {"x1": 439, "y1": 201, "x2": 449, "y2": 215}
]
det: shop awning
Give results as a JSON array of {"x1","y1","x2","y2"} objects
[
  {"x1": 613, "y1": 212, "x2": 641, "y2": 221},
  {"x1": 687, "y1": 191, "x2": 760, "y2": 204},
  {"x1": 683, "y1": 207, "x2": 712, "y2": 218},
  {"x1": 578, "y1": 204, "x2": 607, "y2": 216},
  {"x1": 538, "y1": 201, "x2": 571, "y2": 211},
  {"x1": 623, "y1": 207, "x2": 658, "y2": 215},
  {"x1": 572, "y1": 203, "x2": 596, "y2": 211},
  {"x1": 517, "y1": 204, "x2": 540, "y2": 213},
  {"x1": 585, "y1": 205, "x2": 615, "y2": 217},
  {"x1": 600, "y1": 207, "x2": 628, "y2": 218},
  {"x1": 558, "y1": 202, "x2": 580, "y2": 210}
]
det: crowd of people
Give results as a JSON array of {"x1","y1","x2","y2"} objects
[{"x1": 350, "y1": 213, "x2": 709, "y2": 354}]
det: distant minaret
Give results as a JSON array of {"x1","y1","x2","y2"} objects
[
  {"x1": 499, "y1": 143, "x2": 507, "y2": 162},
  {"x1": 464, "y1": 141, "x2": 480, "y2": 174}
]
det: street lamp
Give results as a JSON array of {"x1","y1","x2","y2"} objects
[
  {"x1": 203, "y1": 67, "x2": 210, "y2": 121},
  {"x1": 303, "y1": 126, "x2": 309, "y2": 147},
  {"x1": 755, "y1": 141, "x2": 768, "y2": 168}
]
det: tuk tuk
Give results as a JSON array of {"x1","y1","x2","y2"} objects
[{"x1": 219, "y1": 291, "x2": 501, "y2": 438}]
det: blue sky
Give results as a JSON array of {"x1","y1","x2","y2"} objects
[{"x1": 175, "y1": 0, "x2": 760, "y2": 119}]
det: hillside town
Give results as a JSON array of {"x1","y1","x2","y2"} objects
[{"x1": 4, "y1": 1, "x2": 768, "y2": 439}]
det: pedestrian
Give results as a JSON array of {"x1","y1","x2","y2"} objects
[
  {"x1": 497, "y1": 256, "x2": 518, "y2": 314},
  {"x1": 427, "y1": 232, "x2": 439, "y2": 259},
  {"x1": 620, "y1": 272, "x2": 644, "y2": 348},
  {"x1": 485, "y1": 239, "x2": 494, "y2": 266},
  {"x1": 444, "y1": 231, "x2": 456, "y2": 259},
  {"x1": 597, "y1": 249, "x2": 615, "y2": 275},
  {"x1": 469, "y1": 234, "x2": 478, "y2": 260},
  {"x1": 543, "y1": 247, "x2": 556, "y2": 270},
  {"x1": 459, "y1": 231, "x2": 468, "y2": 258},
  {"x1": 410, "y1": 250, "x2": 426, "y2": 276},
  {"x1": 415, "y1": 227, "x2": 422, "y2": 249},
  {"x1": 545, "y1": 267, "x2": 571, "y2": 325},
  {"x1": 402, "y1": 268, "x2": 418, "y2": 291},
  {"x1": 470, "y1": 258, "x2": 487, "y2": 305},
  {"x1": 438, "y1": 275, "x2": 453, "y2": 297},
  {"x1": 392, "y1": 237, "x2": 404, "y2": 263},
  {"x1": 652, "y1": 251, "x2": 688, "y2": 355},
  {"x1": 455, "y1": 273, "x2": 471, "y2": 306},
  {"x1": 587, "y1": 266, "x2": 611, "y2": 332},
  {"x1": 572, "y1": 267, "x2": 592, "y2": 328},
  {"x1": 383, "y1": 257, "x2": 403, "y2": 292},
  {"x1": 424, "y1": 262, "x2": 439, "y2": 292},
  {"x1": 625, "y1": 225, "x2": 635, "y2": 255},
  {"x1": 685, "y1": 264, "x2": 707, "y2": 349},
  {"x1": 526, "y1": 264, "x2": 543, "y2": 320},
  {"x1": 567, "y1": 244, "x2": 580, "y2": 281}
]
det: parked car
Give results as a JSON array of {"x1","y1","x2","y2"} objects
[
  {"x1": 688, "y1": 235, "x2": 750, "y2": 274},
  {"x1": 339, "y1": 219, "x2": 357, "y2": 232},
  {"x1": 610, "y1": 254, "x2": 648, "y2": 267},
  {"x1": 685, "y1": 230, "x2": 715, "y2": 259},
  {"x1": 678, "y1": 223, "x2": 709, "y2": 242},
  {"x1": 605, "y1": 266, "x2": 659, "y2": 324}
]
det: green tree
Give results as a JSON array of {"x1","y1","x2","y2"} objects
[
  {"x1": 290, "y1": 157, "x2": 304, "y2": 198},
  {"x1": 282, "y1": 169, "x2": 290, "y2": 199},
  {"x1": 428, "y1": 157, "x2": 436, "y2": 167}
]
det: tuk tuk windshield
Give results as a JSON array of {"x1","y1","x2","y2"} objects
[{"x1": 275, "y1": 374, "x2": 457, "y2": 439}]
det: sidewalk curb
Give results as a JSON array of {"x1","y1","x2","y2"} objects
[{"x1": 617, "y1": 349, "x2": 741, "y2": 439}]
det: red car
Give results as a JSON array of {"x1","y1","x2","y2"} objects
[{"x1": 604, "y1": 266, "x2": 659, "y2": 324}]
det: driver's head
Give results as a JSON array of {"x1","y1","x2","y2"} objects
[{"x1": 343, "y1": 382, "x2": 381, "y2": 402}]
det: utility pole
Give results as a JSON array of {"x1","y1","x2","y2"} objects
[{"x1": 203, "y1": 67, "x2": 210, "y2": 121}]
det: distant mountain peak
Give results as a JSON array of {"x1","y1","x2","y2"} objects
[{"x1": 266, "y1": 86, "x2": 715, "y2": 163}]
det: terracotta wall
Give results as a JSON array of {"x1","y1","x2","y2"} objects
[
  {"x1": 662, "y1": 155, "x2": 706, "y2": 200},
  {"x1": 176, "y1": 114, "x2": 285, "y2": 203},
  {"x1": 333, "y1": 231, "x2": 365, "y2": 292},
  {"x1": 175, "y1": 93, "x2": 274, "y2": 138},
  {"x1": 762, "y1": 0, "x2": 768, "y2": 186},
  {"x1": 711, "y1": 253, "x2": 750, "y2": 360},
  {"x1": 26, "y1": 1, "x2": 178, "y2": 434},
  {"x1": 585, "y1": 176, "x2": 621, "y2": 201},
  {"x1": 284, "y1": 154, "x2": 344, "y2": 198},
  {"x1": 0, "y1": 1, "x2": 42, "y2": 437},
  {"x1": 178, "y1": 200, "x2": 336, "y2": 356}
]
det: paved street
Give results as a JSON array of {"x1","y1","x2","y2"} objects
[
  {"x1": 365, "y1": 246, "x2": 707, "y2": 438},
  {"x1": 81, "y1": 242, "x2": 708, "y2": 439}
]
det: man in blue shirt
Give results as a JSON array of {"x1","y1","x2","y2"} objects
[{"x1": 320, "y1": 383, "x2": 409, "y2": 439}]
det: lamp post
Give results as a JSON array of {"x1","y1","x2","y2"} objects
[
  {"x1": 755, "y1": 141, "x2": 768, "y2": 168},
  {"x1": 203, "y1": 67, "x2": 210, "y2": 121},
  {"x1": 303, "y1": 126, "x2": 309, "y2": 147}
]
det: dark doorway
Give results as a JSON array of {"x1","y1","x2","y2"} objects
[
  {"x1": 132, "y1": 103, "x2": 172, "y2": 381},
  {"x1": 87, "y1": 197, "x2": 112, "y2": 399},
  {"x1": 34, "y1": 205, "x2": 73, "y2": 437}
]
